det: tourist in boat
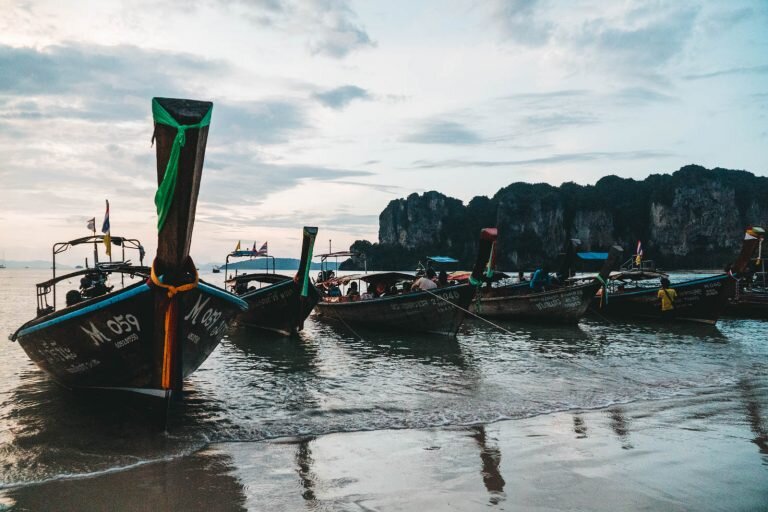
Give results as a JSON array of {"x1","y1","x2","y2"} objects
[
  {"x1": 530, "y1": 267, "x2": 551, "y2": 291},
  {"x1": 518, "y1": 270, "x2": 527, "y2": 283},
  {"x1": 438, "y1": 270, "x2": 449, "y2": 287},
  {"x1": 657, "y1": 277, "x2": 677, "y2": 313},
  {"x1": 328, "y1": 283, "x2": 342, "y2": 297},
  {"x1": 412, "y1": 268, "x2": 438, "y2": 291},
  {"x1": 347, "y1": 281, "x2": 360, "y2": 299}
]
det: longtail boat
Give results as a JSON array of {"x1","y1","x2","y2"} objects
[
  {"x1": 313, "y1": 228, "x2": 498, "y2": 336},
  {"x1": 725, "y1": 226, "x2": 767, "y2": 319},
  {"x1": 466, "y1": 241, "x2": 623, "y2": 323},
  {"x1": 9, "y1": 97, "x2": 247, "y2": 398},
  {"x1": 224, "y1": 227, "x2": 321, "y2": 335}
]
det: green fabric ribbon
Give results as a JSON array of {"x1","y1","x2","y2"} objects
[
  {"x1": 153, "y1": 99, "x2": 213, "y2": 231},
  {"x1": 301, "y1": 242, "x2": 315, "y2": 298}
]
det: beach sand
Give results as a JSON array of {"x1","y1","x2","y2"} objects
[{"x1": 3, "y1": 385, "x2": 766, "y2": 511}]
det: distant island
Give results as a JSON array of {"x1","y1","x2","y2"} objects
[{"x1": 341, "y1": 165, "x2": 768, "y2": 271}]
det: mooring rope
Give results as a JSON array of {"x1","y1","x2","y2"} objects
[{"x1": 423, "y1": 288, "x2": 517, "y2": 336}]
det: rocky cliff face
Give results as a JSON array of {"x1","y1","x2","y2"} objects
[{"x1": 351, "y1": 165, "x2": 768, "y2": 270}]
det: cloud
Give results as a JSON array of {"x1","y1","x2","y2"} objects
[
  {"x1": 523, "y1": 112, "x2": 597, "y2": 131},
  {"x1": 411, "y1": 150, "x2": 674, "y2": 169},
  {"x1": 0, "y1": 43, "x2": 226, "y2": 99},
  {"x1": 611, "y1": 87, "x2": 676, "y2": 105},
  {"x1": 230, "y1": 0, "x2": 375, "y2": 58},
  {"x1": 313, "y1": 85, "x2": 371, "y2": 109},
  {"x1": 402, "y1": 120, "x2": 482, "y2": 145},
  {"x1": 202, "y1": 153, "x2": 373, "y2": 205},
  {"x1": 490, "y1": 0, "x2": 554, "y2": 46},
  {"x1": 683, "y1": 64, "x2": 768, "y2": 81},
  {"x1": 213, "y1": 100, "x2": 308, "y2": 144},
  {"x1": 576, "y1": 5, "x2": 700, "y2": 71}
]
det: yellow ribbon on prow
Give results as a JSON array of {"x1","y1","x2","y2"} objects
[{"x1": 151, "y1": 261, "x2": 199, "y2": 390}]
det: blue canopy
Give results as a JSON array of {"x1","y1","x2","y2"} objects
[
  {"x1": 427, "y1": 256, "x2": 459, "y2": 263},
  {"x1": 577, "y1": 252, "x2": 608, "y2": 260}
]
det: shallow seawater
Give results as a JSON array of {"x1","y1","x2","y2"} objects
[{"x1": 0, "y1": 269, "x2": 766, "y2": 508}]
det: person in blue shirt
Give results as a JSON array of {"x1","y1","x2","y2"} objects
[{"x1": 530, "y1": 267, "x2": 551, "y2": 291}]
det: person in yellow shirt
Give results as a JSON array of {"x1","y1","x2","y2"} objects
[{"x1": 657, "y1": 277, "x2": 677, "y2": 312}]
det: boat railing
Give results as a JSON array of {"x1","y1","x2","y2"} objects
[
  {"x1": 35, "y1": 265, "x2": 150, "y2": 316},
  {"x1": 619, "y1": 257, "x2": 656, "y2": 272}
]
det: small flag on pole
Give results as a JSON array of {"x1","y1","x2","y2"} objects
[
  {"x1": 102, "y1": 200, "x2": 111, "y2": 257},
  {"x1": 87, "y1": 217, "x2": 96, "y2": 232},
  {"x1": 257, "y1": 241, "x2": 268, "y2": 256},
  {"x1": 634, "y1": 240, "x2": 642, "y2": 266}
]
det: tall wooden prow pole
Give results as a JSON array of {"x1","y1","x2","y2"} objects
[{"x1": 151, "y1": 97, "x2": 213, "y2": 400}]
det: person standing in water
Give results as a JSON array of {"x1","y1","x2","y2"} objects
[{"x1": 657, "y1": 277, "x2": 677, "y2": 314}]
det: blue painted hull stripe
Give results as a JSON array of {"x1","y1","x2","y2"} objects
[
  {"x1": 610, "y1": 274, "x2": 729, "y2": 298},
  {"x1": 198, "y1": 282, "x2": 249, "y2": 311},
  {"x1": 19, "y1": 282, "x2": 248, "y2": 338},
  {"x1": 19, "y1": 284, "x2": 152, "y2": 337}
]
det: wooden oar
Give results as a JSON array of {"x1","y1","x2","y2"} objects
[{"x1": 150, "y1": 97, "x2": 213, "y2": 398}]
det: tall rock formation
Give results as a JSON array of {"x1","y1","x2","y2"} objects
[{"x1": 346, "y1": 165, "x2": 768, "y2": 270}]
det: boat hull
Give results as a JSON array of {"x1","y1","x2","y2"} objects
[
  {"x1": 315, "y1": 284, "x2": 476, "y2": 336},
  {"x1": 724, "y1": 291, "x2": 768, "y2": 319},
  {"x1": 591, "y1": 274, "x2": 731, "y2": 324},
  {"x1": 13, "y1": 280, "x2": 246, "y2": 393},
  {"x1": 236, "y1": 280, "x2": 321, "y2": 335},
  {"x1": 472, "y1": 281, "x2": 599, "y2": 323}
]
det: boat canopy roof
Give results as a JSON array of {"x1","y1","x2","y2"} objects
[
  {"x1": 320, "y1": 271, "x2": 414, "y2": 286},
  {"x1": 315, "y1": 251, "x2": 356, "y2": 260},
  {"x1": 610, "y1": 270, "x2": 668, "y2": 281},
  {"x1": 577, "y1": 252, "x2": 608, "y2": 260},
  {"x1": 228, "y1": 250, "x2": 270, "y2": 258},
  {"x1": 448, "y1": 270, "x2": 509, "y2": 283},
  {"x1": 53, "y1": 235, "x2": 142, "y2": 254},
  {"x1": 225, "y1": 272, "x2": 291, "y2": 285},
  {"x1": 427, "y1": 256, "x2": 459, "y2": 263}
]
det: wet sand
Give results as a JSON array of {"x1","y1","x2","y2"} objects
[{"x1": 3, "y1": 387, "x2": 766, "y2": 511}]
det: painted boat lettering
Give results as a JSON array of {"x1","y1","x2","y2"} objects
[
  {"x1": 187, "y1": 332, "x2": 201, "y2": 344},
  {"x1": 38, "y1": 340, "x2": 78, "y2": 363},
  {"x1": 106, "y1": 314, "x2": 140, "y2": 335},
  {"x1": 114, "y1": 333, "x2": 139, "y2": 349},
  {"x1": 184, "y1": 295, "x2": 212, "y2": 325},
  {"x1": 80, "y1": 321, "x2": 112, "y2": 346},
  {"x1": 65, "y1": 359, "x2": 101, "y2": 374},
  {"x1": 79, "y1": 314, "x2": 141, "y2": 346}
]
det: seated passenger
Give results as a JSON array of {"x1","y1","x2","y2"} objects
[
  {"x1": 328, "y1": 284, "x2": 342, "y2": 297},
  {"x1": 346, "y1": 281, "x2": 360, "y2": 298},
  {"x1": 412, "y1": 268, "x2": 438, "y2": 291},
  {"x1": 361, "y1": 283, "x2": 375, "y2": 300},
  {"x1": 529, "y1": 267, "x2": 551, "y2": 291},
  {"x1": 438, "y1": 270, "x2": 449, "y2": 287}
]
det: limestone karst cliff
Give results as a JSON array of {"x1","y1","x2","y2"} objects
[{"x1": 345, "y1": 165, "x2": 768, "y2": 270}]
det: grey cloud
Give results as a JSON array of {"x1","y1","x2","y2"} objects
[
  {"x1": 202, "y1": 153, "x2": 372, "y2": 205},
  {"x1": 0, "y1": 43, "x2": 226, "y2": 98},
  {"x1": 411, "y1": 150, "x2": 674, "y2": 169},
  {"x1": 402, "y1": 120, "x2": 482, "y2": 145},
  {"x1": 612, "y1": 87, "x2": 676, "y2": 105},
  {"x1": 523, "y1": 112, "x2": 597, "y2": 131},
  {"x1": 683, "y1": 64, "x2": 768, "y2": 81},
  {"x1": 213, "y1": 100, "x2": 308, "y2": 144},
  {"x1": 491, "y1": 0, "x2": 554, "y2": 46},
  {"x1": 581, "y1": 6, "x2": 700, "y2": 70},
  {"x1": 229, "y1": 0, "x2": 375, "y2": 58},
  {"x1": 501, "y1": 89, "x2": 590, "y2": 104},
  {"x1": 313, "y1": 85, "x2": 370, "y2": 109}
]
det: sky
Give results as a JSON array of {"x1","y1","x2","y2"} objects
[{"x1": 0, "y1": 0, "x2": 767, "y2": 265}]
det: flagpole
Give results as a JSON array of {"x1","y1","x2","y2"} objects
[{"x1": 92, "y1": 219, "x2": 98, "y2": 266}]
